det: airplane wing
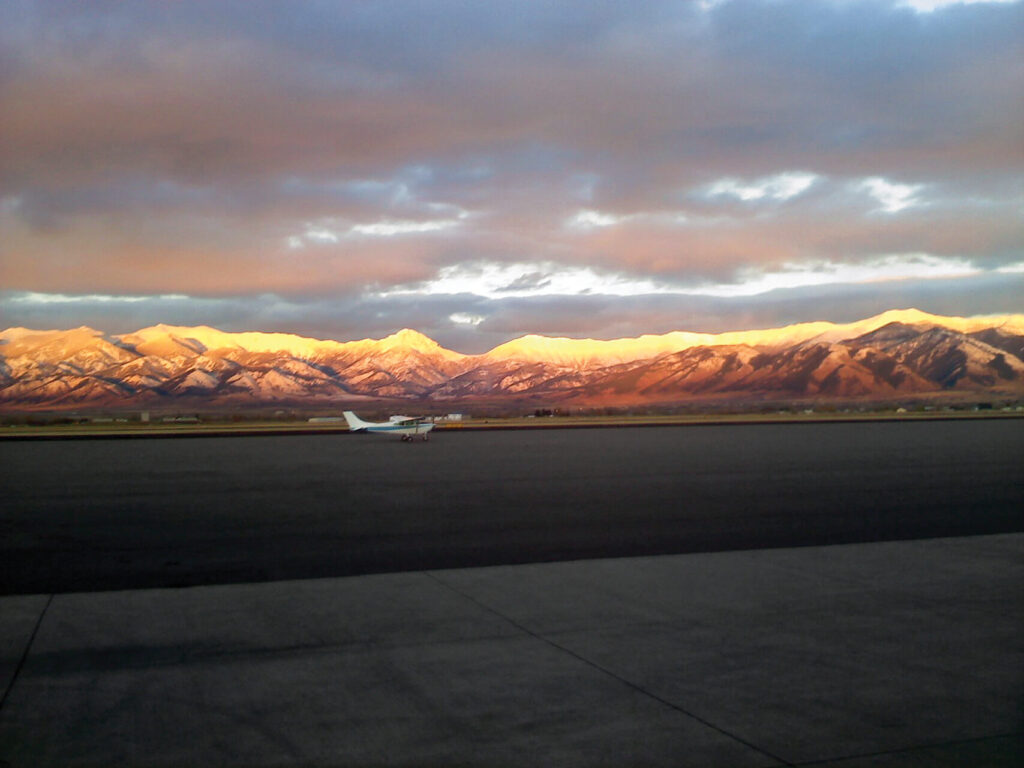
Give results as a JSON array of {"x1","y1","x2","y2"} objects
[{"x1": 390, "y1": 415, "x2": 430, "y2": 425}]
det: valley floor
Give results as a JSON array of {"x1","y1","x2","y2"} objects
[{"x1": 1, "y1": 406, "x2": 1021, "y2": 439}]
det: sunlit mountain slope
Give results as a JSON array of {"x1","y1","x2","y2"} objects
[{"x1": 2, "y1": 310, "x2": 1022, "y2": 409}]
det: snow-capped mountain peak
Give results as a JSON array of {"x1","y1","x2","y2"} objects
[{"x1": 2, "y1": 310, "x2": 1023, "y2": 408}]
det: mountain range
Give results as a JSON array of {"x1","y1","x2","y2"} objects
[{"x1": 2, "y1": 309, "x2": 1024, "y2": 411}]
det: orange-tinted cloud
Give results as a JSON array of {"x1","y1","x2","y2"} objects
[{"x1": 1, "y1": 0, "x2": 1022, "y2": 342}]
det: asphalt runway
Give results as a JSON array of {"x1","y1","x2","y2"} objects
[{"x1": 2, "y1": 419, "x2": 1022, "y2": 595}]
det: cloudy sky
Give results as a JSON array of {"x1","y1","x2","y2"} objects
[{"x1": 1, "y1": 0, "x2": 1022, "y2": 351}]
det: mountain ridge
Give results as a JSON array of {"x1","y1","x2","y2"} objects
[
  {"x1": 3, "y1": 310, "x2": 1023, "y2": 409},
  {"x1": 7, "y1": 308, "x2": 1023, "y2": 361}
]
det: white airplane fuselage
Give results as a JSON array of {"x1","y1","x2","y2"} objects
[{"x1": 343, "y1": 411, "x2": 434, "y2": 440}]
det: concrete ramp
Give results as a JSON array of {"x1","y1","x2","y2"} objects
[{"x1": 1, "y1": 534, "x2": 1022, "y2": 766}]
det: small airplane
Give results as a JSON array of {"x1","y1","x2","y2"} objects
[{"x1": 342, "y1": 411, "x2": 435, "y2": 441}]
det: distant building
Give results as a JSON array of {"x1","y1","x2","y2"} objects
[{"x1": 308, "y1": 417, "x2": 345, "y2": 423}]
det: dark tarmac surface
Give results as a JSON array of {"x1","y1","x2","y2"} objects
[
  {"x1": 1, "y1": 420, "x2": 1022, "y2": 765},
  {"x1": 1, "y1": 535, "x2": 1022, "y2": 766},
  {"x1": 2, "y1": 419, "x2": 1023, "y2": 595}
]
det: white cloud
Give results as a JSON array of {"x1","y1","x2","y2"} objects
[
  {"x1": 349, "y1": 218, "x2": 461, "y2": 237},
  {"x1": 687, "y1": 254, "x2": 979, "y2": 297},
  {"x1": 426, "y1": 202, "x2": 471, "y2": 218},
  {"x1": 900, "y1": 0, "x2": 1019, "y2": 11},
  {"x1": 858, "y1": 177, "x2": 924, "y2": 214},
  {"x1": 566, "y1": 209, "x2": 702, "y2": 231},
  {"x1": 566, "y1": 209, "x2": 630, "y2": 230},
  {"x1": 286, "y1": 214, "x2": 465, "y2": 248},
  {"x1": 303, "y1": 227, "x2": 341, "y2": 243},
  {"x1": 10, "y1": 292, "x2": 190, "y2": 304},
  {"x1": 996, "y1": 261, "x2": 1024, "y2": 274},
  {"x1": 375, "y1": 253, "x2": 981, "y2": 301},
  {"x1": 705, "y1": 172, "x2": 820, "y2": 203},
  {"x1": 449, "y1": 312, "x2": 486, "y2": 326},
  {"x1": 380, "y1": 261, "x2": 672, "y2": 299}
]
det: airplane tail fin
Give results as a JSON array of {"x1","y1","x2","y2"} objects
[{"x1": 342, "y1": 411, "x2": 370, "y2": 431}]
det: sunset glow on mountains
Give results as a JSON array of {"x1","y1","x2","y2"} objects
[{"x1": 4, "y1": 310, "x2": 1023, "y2": 409}]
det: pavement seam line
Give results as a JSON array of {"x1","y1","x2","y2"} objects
[
  {"x1": 0, "y1": 593, "x2": 54, "y2": 714},
  {"x1": 423, "y1": 571, "x2": 794, "y2": 768},
  {"x1": 788, "y1": 730, "x2": 1024, "y2": 767}
]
